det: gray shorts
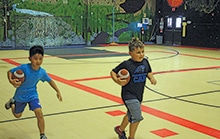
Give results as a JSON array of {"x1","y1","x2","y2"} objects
[{"x1": 125, "y1": 99, "x2": 143, "y2": 123}]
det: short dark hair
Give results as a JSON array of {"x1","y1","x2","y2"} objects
[
  {"x1": 29, "y1": 45, "x2": 44, "y2": 57},
  {"x1": 128, "y1": 37, "x2": 144, "y2": 52}
]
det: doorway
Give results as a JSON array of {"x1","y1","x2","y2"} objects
[{"x1": 164, "y1": 15, "x2": 182, "y2": 45}]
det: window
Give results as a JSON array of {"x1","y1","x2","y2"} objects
[
  {"x1": 167, "y1": 17, "x2": 172, "y2": 28},
  {"x1": 176, "y1": 17, "x2": 182, "y2": 28}
]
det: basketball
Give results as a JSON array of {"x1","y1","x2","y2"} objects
[
  {"x1": 12, "y1": 69, "x2": 25, "y2": 83},
  {"x1": 118, "y1": 69, "x2": 130, "y2": 84}
]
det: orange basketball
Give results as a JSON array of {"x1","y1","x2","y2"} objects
[{"x1": 12, "y1": 69, "x2": 25, "y2": 83}]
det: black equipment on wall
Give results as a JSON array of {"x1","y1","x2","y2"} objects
[
  {"x1": 120, "y1": 0, "x2": 145, "y2": 13},
  {"x1": 155, "y1": 0, "x2": 220, "y2": 48}
]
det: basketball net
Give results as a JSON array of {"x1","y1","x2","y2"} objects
[{"x1": 185, "y1": 0, "x2": 220, "y2": 13}]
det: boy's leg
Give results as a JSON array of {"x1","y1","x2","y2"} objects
[
  {"x1": 114, "y1": 115, "x2": 129, "y2": 139},
  {"x1": 125, "y1": 99, "x2": 143, "y2": 139},
  {"x1": 29, "y1": 99, "x2": 47, "y2": 139},
  {"x1": 11, "y1": 103, "x2": 23, "y2": 118},
  {"x1": 34, "y1": 108, "x2": 45, "y2": 135},
  {"x1": 120, "y1": 115, "x2": 129, "y2": 131},
  {"x1": 128, "y1": 121, "x2": 140, "y2": 139},
  {"x1": 5, "y1": 98, "x2": 24, "y2": 118}
]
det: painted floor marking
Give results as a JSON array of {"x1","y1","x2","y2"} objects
[{"x1": 2, "y1": 56, "x2": 220, "y2": 138}]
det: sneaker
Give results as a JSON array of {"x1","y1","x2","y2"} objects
[
  {"x1": 5, "y1": 98, "x2": 15, "y2": 110},
  {"x1": 40, "y1": 134, "x2": 48, "y2": 139},
  {"x1": 114, "y1": 126, "x2": 127, "y2": 139}
]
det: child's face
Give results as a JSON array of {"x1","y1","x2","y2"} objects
[
  {"x1": 129, "y1": 47, "x2": 145, "y2": 62},
  {"x1": 29, "y1": 53, "x2": 43, "y2": 70}
]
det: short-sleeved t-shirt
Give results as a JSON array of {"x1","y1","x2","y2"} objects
[
  {"x1": 112, "y1": 58, "x2": 152, "y2": 102},
  {"x1": 10, "y1": 63, "x2": 51, "y2": 102}
]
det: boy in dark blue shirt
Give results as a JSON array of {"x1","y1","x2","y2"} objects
[{"x1": 111, "y1": 38, "x2": 157, "y2": 139}]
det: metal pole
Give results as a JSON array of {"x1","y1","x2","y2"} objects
[
  {"x1": 110, "y1": 0, "x2": 118, "y2": 45},
  {"x1": 85, "y1": 0, "x2": 88, "y2": 45},
  {"x1": 3, "y1": 0, "x2": 8, "y2": 41},
  {"x1": 85, "y1": 0, "x2": 91, "y2": 46},
  {"x1": 112, "y1": 1, "x2": 115, "y2": 43}
]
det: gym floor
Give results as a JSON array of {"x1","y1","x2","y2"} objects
[{"x1": 0, "y1": 44, "x2": 220, "y2": 139}]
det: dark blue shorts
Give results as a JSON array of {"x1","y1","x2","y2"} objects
[{"x1": 14, "y1": 99, "x2": 42, "y2": 114}]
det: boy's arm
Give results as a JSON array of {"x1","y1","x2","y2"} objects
[
  {"x1": 147, "y1": 72, "x2": 157, "y2": 85},
  {"x1": 110, "y1": 70, "x2": 128, "y2": 86},
  {"x1": 7, "y1": 70, "x2": 22, "y2": 88},
  {"x1": 48, "y1": 80, "x2": 62, "y2": 101}
]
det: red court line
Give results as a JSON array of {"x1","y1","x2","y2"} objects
[
  {"x1": 141, "y1": 106, "x2": 220, "y2": 138},
  {"x1": 49, "y1": 73, "x2": 220, "y2": 138},
  {"x1": 1, "y1": 48, "x2": 219, "y2": 61},
  {"x1": 180, "y1": 53, "x2": 220, "y2": 60},
  {"x1": 71, "y1": 66, "x2": 220, "y2": 82},
  {"x1": 178, "y1": 45, "x2": 220, "y2": 51},
  {"x1": 2, "y1": 58, "x2": 21, "y2": 66},
  {"x1": 100, "y1": 44, "x2": 220, "y2": 51},
  {"x1": 150, "y1": 50, "x2": 220, "y2": 60},
  {"x1": 154, "y1": 66, "x2": 220, "y2": 75},
  {"x1": 53, "y1": 52, "x2": 128, "y2": 57},
  {"x1": 49, "y1": 74, "x2": 220, "y2": 138},
  {"x1": 71, "y1": 76, "x2": 111, "y2": 82},
  {"x1": 2, "y1": 58, "x2": 220, "y2": 138},
  {"x1": 48, "y1": 74, "x2": 124, "y2": 104}
]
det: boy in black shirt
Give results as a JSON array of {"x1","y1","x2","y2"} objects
[{"x1": 110, "y1": 37, "x2": 157, "y2": 139}]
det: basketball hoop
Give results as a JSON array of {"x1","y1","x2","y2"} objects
[{"x1": 185, "y1": 0, "x2": 220, "y2": 14}]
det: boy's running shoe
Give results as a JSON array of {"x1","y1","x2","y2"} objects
[
  {"x1": 40, "y1": 134, "x2": 48, "y2": 139},
  {"x1": 114, "y1": 126, "x2": 127, "y2": 139},
  {"x1": 5, "y1": 98, "x2": 15, "y2": 110}
]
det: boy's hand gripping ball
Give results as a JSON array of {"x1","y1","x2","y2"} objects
[
  {"x1": 118, "y1": 69, "x2": 130, "y2": 85},
  {"x1": 12, "y1": 69, "x2": 25, "y2": 83}
]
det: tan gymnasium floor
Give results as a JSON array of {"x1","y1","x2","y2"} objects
[{"x1": 0, "y1": 44, "x2": 220, "y2": 139}]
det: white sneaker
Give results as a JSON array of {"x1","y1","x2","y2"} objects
[
  {"x1": 40, "y1": 135, "x2": 48, "y2": 139},
  {"x1": 5, "y1": 98, "x2": 14, "y2": 110}
]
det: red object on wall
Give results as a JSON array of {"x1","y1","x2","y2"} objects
[{"x1": 167, "y1": 0, "x2": 183, "y2": 8}]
